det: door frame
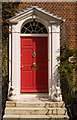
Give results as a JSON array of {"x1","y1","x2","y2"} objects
[{"x1": 9, "y1": 18, "x2": 60, "y2": 97}]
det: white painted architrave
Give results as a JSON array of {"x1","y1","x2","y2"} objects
[{"x1": 8, "y1": 6, "x2": 63, "y2": 100}]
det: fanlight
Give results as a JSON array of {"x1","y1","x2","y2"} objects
[{"x1": 21, "y1": 19, "x2": 48, "y2": 34}]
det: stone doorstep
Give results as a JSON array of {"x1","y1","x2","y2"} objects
[
  {"x1": 4, "y1": 100, "x2": 69, "y2": 119},
  {"x1": 3, "y1": 115, "x2": 69, "y2": 120},
  {"x1": 5, "y1": 107, "x2": 67, "y2": 115},
  {"x1": 6, "y1": 101, "x2": 65, "y2": 108}
]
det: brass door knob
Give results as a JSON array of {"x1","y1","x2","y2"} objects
[
  {"x1": 33, "y1": 63, "x2": 36, "y2": 65},
  {"x1": 21, "y1": 66, "x2": 24, "y2": 68}
]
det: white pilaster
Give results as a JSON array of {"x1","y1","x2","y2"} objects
[
  {"x1": 51, "y1": 24, "x2": 62, "y2": 101},
  {"x1": 52, "y1": 25, "x2": 60, "y2": 86},
  {"x1": 10, "y1": 24, "x2": 20, "y2": 95}
]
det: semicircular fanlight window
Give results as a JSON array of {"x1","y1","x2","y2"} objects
[{"x1": 21, "y1": 19, "x2": 48, "y2": 34}]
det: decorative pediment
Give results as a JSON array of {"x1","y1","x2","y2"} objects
[{"x1": 8, "y1": 6, "x2": 65, "y2": 24}]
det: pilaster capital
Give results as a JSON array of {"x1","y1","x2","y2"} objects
[
  {"x1": 48, "y1": 26, "x2": 52, "y2": 33},
  {"x1": 52, "y1": 24, "x2": 60, "y2": 33}
]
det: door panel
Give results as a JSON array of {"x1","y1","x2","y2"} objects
[
  {"x1": 21, "y1": 37, "x2": 48, "y2": 92},
  {"x1": 22, "y1": 71, "x2": 33, "y2": 87},
  {"x1": 22, "y1": 38, "x2": 33, "y2": 46},
  {"x1": 22, "y1": 49, "x2": 32, "y2": 64}
]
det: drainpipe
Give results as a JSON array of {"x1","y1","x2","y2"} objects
[
  {"x1": 61, "y1": 21, "x2": 66, "y2": 46},
  {"x1": 9, "y1": 24, "x2": 12, "y2": 87},
  {"x1": 48, "y1": 26, "x2": 52, "y2": 99},
  {"x1": 8, "y1": 24, "x2": 13, "y2": 92},
  {"x1": 11, "y1": 24, "x2": 12, "y2": 86}
]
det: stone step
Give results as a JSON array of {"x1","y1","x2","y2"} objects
[
  {"x1": 3, "y1": 115, "x2": 69, "y2": 120},
  {"x1": 5, "y1": 107, "x2": 67, "y2": 115},
  {"x1": 6, "y1": 101, "x2": 65, "y2": 108}
]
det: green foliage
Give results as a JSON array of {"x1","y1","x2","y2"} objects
[
  {"x1": 2, "y1": 2, "x2": 19, "y2": 76},
  {"x1": 2, "y1": 3, "x2": 20, "y2": 119},
  {"x1": 57, "y1": 43, "x2": 77, "y2": 90},
  {"x1": 57, "y1": 43, "x2": 77, "y2": 119},
  {"x1": 2, "y1": 3, "x2": 19, "y2": 40}
]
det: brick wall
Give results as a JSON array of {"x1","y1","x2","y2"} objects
[{"x1": 15, "y1": 2, "x2": 77, "y2": 49}]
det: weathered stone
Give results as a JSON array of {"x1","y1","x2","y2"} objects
[{"x1": 3, "y1": 98, "x2": 69, "y2": 119}]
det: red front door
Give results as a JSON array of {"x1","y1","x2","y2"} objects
[{"x1": 21, "y1": 37, "x2": 48, "y2": 92}]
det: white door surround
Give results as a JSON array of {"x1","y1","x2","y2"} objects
[{"x1": 8, "y1": 6, "x2": 65, "y2": 101}]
